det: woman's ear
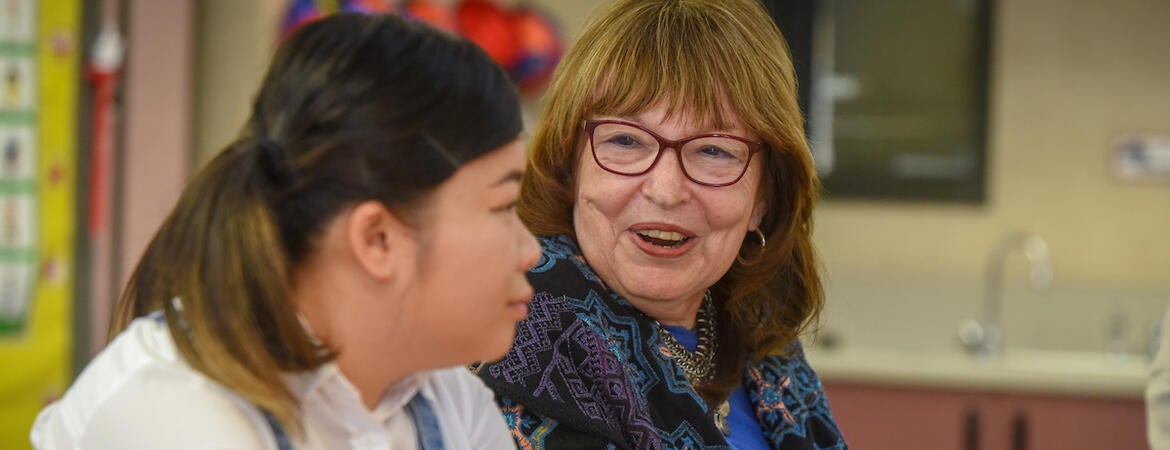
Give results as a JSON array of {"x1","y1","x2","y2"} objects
[
  {"x1": 345, "y1": 201, "x2": 414, "y2": 280},
  {"x1": 749, "y1": 198, "x2": 767, "y2": 231}
]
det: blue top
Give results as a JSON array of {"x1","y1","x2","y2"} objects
[{"x1": 662, "y1": 324, "x2": 771, "y2": 450}]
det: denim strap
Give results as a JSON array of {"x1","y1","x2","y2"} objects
[
  {"x1": 262, "y1": 411, "x2": 295, "y2": 450},
  {"x1": 405, "y1": 393, "x2": 445, "y2": 450}
]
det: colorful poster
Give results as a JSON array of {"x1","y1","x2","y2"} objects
[
  {"x1": 0, "y1": 0, "x2": 36, "y2": 42},
  {"x1": 0, "y1": 0, "x2": 78, "y2": 448},
  {"x1": 0, "y1": 0, "x2": 38, "y2": 336}
]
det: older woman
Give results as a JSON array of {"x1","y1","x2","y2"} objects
[{"x1": 474, "y1": 0, "x2": 847, "y2": 448}]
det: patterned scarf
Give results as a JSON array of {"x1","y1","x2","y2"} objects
[{"x1": 476, "y1": 236, "x2": 847, "y2": 450}]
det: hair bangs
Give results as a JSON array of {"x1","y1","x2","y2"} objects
[{"x1": 580, "y1": 4, "x2": 748, "y2": 131}]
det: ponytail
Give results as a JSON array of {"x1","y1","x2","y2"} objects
[{"x1": 111, "y1": 140, "x2": 330, "y2": 433}]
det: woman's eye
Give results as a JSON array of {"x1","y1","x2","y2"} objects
[
  {"x1": 495, "y1": 201, "x2": 519, "y2": 213},
  {"x1": 698, "y1": 145, "x2": 733, "y2": 159},
  {"x1": 606, "y1": 134, "x2": 640, "y2": 147}
]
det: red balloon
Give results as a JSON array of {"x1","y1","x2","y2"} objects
[
  {"x1": 342, "y1": 0, "x2": 392, "y2": 14},
  {"x1": 400, "y1": 0, "x2": 456, "y2": 33},
  {"x1": 456, "y1": 0, "x2": 518, "y2": 69},
  {"x1": 509, "y1": 5, "x2": 564, "y2": 93}
]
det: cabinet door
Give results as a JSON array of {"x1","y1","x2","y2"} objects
[
  {"x1": 826, "y1": 381, "x2": 1147, "y2": 450},
  {"x1": 825, "y1": 382, "x2": 983, "y2": 450},
  {"x1": 1009, "y1": 394, "x2": 1145, "y2": 450}
]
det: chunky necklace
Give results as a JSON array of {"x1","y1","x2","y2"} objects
[
  {"x1": 656, "y1": 291, "x2": 717, "y2": 382},
  {"x1": 656, "y1": 292, "x2": 731, "y2": 435}
]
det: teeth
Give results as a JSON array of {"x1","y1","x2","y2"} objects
[{"x1": 637, "y1": 230, "x2": 686, "y2": 241}]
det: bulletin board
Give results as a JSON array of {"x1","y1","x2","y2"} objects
[{"x1": 0, "y1": 0, "x2": 79, "y2": 447}]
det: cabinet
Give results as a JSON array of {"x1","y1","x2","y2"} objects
[
  {"x1": 824, "y1": 381, "x2": 1146, "y2": 450},
  {"x1": 762, "y1": 0, "x2": 992, "y2": 202}
]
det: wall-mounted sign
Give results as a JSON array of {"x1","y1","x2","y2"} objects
[{"x1": 1114, "y1": 132, "x2": 1170, "y2": 183}]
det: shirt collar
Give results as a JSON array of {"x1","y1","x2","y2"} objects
[{"x1": 283, "y1": 363, "x2": 435, "y2": 423}]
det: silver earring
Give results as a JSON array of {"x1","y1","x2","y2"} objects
[
  {"x1": 737, "y1": 229, "x2": 767, "y2": 265},
  {"x1": 296, "y1": 314, "x2": 328, "y2": 353}
]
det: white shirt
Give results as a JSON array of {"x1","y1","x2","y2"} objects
[{"x1": 30, "y1": 316, "x2": 517, "y2": 450}]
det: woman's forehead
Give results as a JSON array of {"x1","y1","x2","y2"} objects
[
  {"x1": 588, "y1": 102, "x2": 753, "y2": 136},
  {"x1": 586, "y1": 78, "x2": 745, "y2": 126},
  {"x1": 589, "y1": 100, "x2": 744, "y2": 128}
]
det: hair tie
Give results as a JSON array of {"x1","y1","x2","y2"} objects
[{"x1": 255, "y1": 138, "x2": 294, "y2": 189}]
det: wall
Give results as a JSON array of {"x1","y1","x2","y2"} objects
[
  {"x1": 816, "y1": 0, "x2": 1170, "y2": 353},
  {"x1": 192, "y1": 0, "x2": 284, "y2": 164},
  {"x1": 87, "y1": 0, "x2": 194, "y2": 349}
]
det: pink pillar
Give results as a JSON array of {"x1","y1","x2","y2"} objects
[{"x1": 89, "y1": 0, "x2": 192, "y2": 352}]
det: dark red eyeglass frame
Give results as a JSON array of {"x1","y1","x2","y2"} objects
[{"x1": 582, "y1": 119, "x2": 765, "y2": 187}]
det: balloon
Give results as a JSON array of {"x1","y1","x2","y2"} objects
[
  {"x1": 509, "y1": 5, "x2": 563, "y2": 93},
  {"x1": 455, "y1": 0, "x2": 518, "y2": 69},
  {"x1": 278, "y1": 0, "x2": 565, "y2": 95},
  {"x1": 280, "y1": 0, "x2": 325, "y2": 40},
  {"x1": 400, "y1": 0, "x2": 456, "y2": 33},
  {"x1": 341, "y1": 0, "x2": 392, "y2": 14}
]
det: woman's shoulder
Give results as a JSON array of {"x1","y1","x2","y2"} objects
[
  {"x1": 746, "y1": 340, "x2": 846, "y2": 448},
  {"x1": 42, "y1": 316, "x2": 187, "y2": 420},
  {"x1": 750, "y1": 340, "x2": 825, "y2": 395},
  {"x1": 31, "y1": 317, "x2": 269, "y2": 449}
]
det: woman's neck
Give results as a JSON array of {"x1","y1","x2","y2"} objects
[
  {"x1": 624, "y1": 292, "x2": 705, "y2": 328},
  {"x1": 302, "y1": 309, "x2": 421, "y2": 410},
  {"x1": 295, "y1": 270, "x2": 423, "y2": 410},
  {"x1": 334, "y1": 351, "x2": 412, "y2": 409}
]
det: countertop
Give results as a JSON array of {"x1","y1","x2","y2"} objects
[{"x1": 805, "y1": 346, "x2": 1150, "y2": 399}]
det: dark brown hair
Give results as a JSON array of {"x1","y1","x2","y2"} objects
[
  {"x1": 110, "y1": 13, "x2": 521, "y2": 432},
  {"x1": 517, "y1": 0, "x2": 823, "y2": 406}
]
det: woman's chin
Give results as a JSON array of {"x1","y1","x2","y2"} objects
[
  {"x1": 617, "y1": 276, "x2": 697, "y2": 303},
  {"x1": 472, "y1": 329, "x2": 519, "y2": 364}
]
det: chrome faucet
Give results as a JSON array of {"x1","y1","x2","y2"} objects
[{"x1": 958, "y1": 232, "x2": 1053, "y2": 358}]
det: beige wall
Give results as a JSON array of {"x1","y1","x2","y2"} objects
[
  {"x1": 193, "y1": 0, "x2": 1170, "y2": 352},
  {"x1": 816, "y1": 0, "x2": 1170, "y2": 287},
  {"x1": 815, "y1": 0, "x2": 1170, "y2": 353},
  {"x1": 193, "y1": 0, "x2": 284, "y2": 163}
]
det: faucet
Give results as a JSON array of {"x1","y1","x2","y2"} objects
[{"x1": 958, "y1": 232, "x2": 1053, "y2": 358}]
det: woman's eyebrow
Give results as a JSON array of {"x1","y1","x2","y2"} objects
[{"x1": 492, "y1": 170, "x2": 524, "y2": 187}]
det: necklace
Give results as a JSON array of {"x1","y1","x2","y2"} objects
[
  {"x1": 657, "y1": 293, "x2": 717, "y2": 381},
  {"x1": 656, "y1": 291, "x2": 731, "y2": 435}
]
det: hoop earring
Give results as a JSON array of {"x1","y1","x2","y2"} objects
[{"x1": 736, "y1": 229, "x2": 767, "y2": 265}]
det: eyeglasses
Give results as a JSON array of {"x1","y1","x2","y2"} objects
[{"x1": 583, "y1": 120, "x2": 764, "y2": 187}]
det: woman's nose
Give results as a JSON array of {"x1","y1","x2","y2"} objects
[{"x1": 639, "y1": 148, "x2": 692, "y2": 208}]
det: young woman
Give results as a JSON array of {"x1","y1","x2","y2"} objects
[{"x1": 32, "y1": 13, "x2": 537, "y2": 449}]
